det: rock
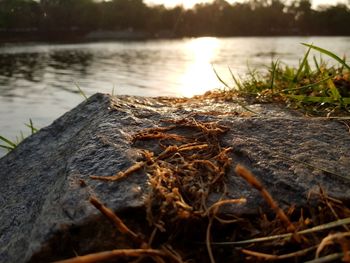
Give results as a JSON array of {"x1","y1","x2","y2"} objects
[{"x1": 0, "y1": 93, "x2": 350, "y2": 262}]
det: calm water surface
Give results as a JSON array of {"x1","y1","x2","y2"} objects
[{"x1": 0, "y1": 36, "x2": 349, "y2": 155}]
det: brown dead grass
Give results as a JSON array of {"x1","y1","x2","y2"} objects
[{"x1": 55, "y1": 117, "x2": 350, "y2": 263}]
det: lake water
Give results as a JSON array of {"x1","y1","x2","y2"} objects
[{"x1": 0, "y1": 36, "x2": 349, "y2": 156}]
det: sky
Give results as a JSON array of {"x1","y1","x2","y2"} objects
[{"x1": 145, "y1": 0, "x2": 349, "y2": 9}]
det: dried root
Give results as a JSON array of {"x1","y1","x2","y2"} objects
[
  {"x1": 71, "y1": 117, "x2": 350, "y2": 263},
  {"x1": 235, "y1": 164, "x2": 296, "y2": 232},
  {"x1": 89, "y1": 197, "x2": 142, "y2": 244},
  {"x1": 90, "y1": 161, "x2": 146, "y2": 181},
  {"x1": 53, "y1": 248, "x2": 168, "y2": 263}
]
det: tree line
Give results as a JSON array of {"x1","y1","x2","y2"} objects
[{"x1": 0, "y1": 0, "x2": 349, "y2": 40}]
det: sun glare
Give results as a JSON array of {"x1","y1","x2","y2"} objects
[
  {"x1": 146, "y1": 0, "x2": 343, "y2": 9},
  {"x1": 179, "y1": 37, "x2": 220, "y2": 97},
  {"x1": 146, "y1": 0, "x2": 214, "y2": 9}
]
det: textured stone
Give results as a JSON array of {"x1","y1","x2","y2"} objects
[{"x1": 0, "y1": 93, "x2": 349, "y2": 262}]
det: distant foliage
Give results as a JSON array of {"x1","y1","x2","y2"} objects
[{"x1": 0, "y1": 0, "x2": 349, "y2": 37}]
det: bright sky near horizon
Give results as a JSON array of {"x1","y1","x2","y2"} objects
[{"x1": 145, "y1": 0, "x2": 349, "y2": 9}]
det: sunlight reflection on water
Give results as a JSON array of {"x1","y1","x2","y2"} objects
[
  {"x1": 180, "y1": 37, "x2": 220, "y2": 97},
  {"x1": 0, "y1": 36, "x2": 349, "y2": 156}
]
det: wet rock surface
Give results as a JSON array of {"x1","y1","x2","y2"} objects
[{"x1": 0, "y1": 93, "x2": 350, "y2": 262}]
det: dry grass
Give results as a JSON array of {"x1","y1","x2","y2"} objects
[{"x1": 56, "y1": 117, "x2": 350, "y2": 263}]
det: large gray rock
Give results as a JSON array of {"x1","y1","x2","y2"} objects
[{"x1": 1, "y1": 93, "x2": 350, "y2": 262}]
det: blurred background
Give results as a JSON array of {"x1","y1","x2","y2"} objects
[{"x1": 0, "y1": 0, "x2": 349, "y2": 156}]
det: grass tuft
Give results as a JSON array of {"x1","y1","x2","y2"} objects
[
  {"x1": 0, "y1": 119, "x2": 38, "y2": 152},
  {"x1": 302, "y1": 43, "x2": 350, "y2": 71},
  {"x1": 214, "y1": 43, "x2": 350, "y2": 116}
]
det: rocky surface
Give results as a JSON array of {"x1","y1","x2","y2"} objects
[{"x1": 1, "y1": 93, "x2": 350, "y2": 262}]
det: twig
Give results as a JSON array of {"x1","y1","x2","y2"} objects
[
  {"x1": 90, "y1": 161, "x2": 145, "y2": 181},
  {"x1": 305, "y1": 252, "x2": 350, "y2": 263},
  {"x1": 206, "y1": 198, "x2": 247, "y2": 216},
  {"x1": 316, "y1": 232, "x2": 350, "y2": 258},
  {"x1": 341, "y1": 120, "x2": 350, "y2": 134},
  {"x1": 53, "y1": 248, "x2": 167, "y2": 263},
  {"x1": 206, "y1": 217, "x2": 216, "y2": 263},
  {"x1": 161, "y1": 245, "x2": 185, "y2": 263},
  {"x1": 211, "y1": 217, "x2": 350, "y2": 246},
  {"x1": 320, "y1": 188, "x2": 350, "y2": 232},
  {"x1": 235, "y1": 164, "x2": 296, "y2": 232},
  {"x1": 89, "y1": 197, "x2": 141, "y2": 243},
  {"x1": 241, "y1": 245, "x2": 317, "y2": 260}
]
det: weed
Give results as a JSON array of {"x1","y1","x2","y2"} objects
[
  {"x1": 215, "y1": 43, "x2": 350, "y2": 116},
  {"x1": 74, "y1": 82, "x2": 88, "y2": 101},
  {"x1": 0, "y1": 119, "x2": 38, "y2": 152},
  {"x1": 0, "y1": 135, "x2": 17, "y2": 151}
]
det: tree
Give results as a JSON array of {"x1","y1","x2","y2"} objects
[
  {"x1": 288, "y1": 0, "x2": 313, "y2": 34},
  {"x1": 0, "y1": 0, "x2": 40, "y2": 29},
  {"x1": 0, "y1": 0, "x2": 350, "y2": 38},
  {"x1": 314, "y1": 4, "x2": 350, "y2": 35},
  {"x1": 40, "y1": 0, "x2": 97, "y2": 30}
]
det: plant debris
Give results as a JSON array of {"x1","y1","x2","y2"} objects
[{"x1": 56, "y1": 117, "x2": 350, "y2": 263}]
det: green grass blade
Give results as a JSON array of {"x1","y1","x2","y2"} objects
[
  {"x1": 289, "y1": 95, "x2": 333, "y2": 103},
  {"x1": 326, "y1": 78, "x2": 342, "y2": 101},
  {"x1": 281, "y1": 75, "x2": 333, "y2": 92},
  {"x1": 313, "y1": 55, "x2": 321, "y2": 73},
  {"x1": 213, "y1": 66, "x2": 258, "y2": 114},
  {"x1": 18, "y1": 132, "x2": 24, "y2": 142},
  {"x1": 302, "y1": 43, "x2": 350, "y2": 71},
  {"x1": 112, "y1": 84, "x2": 116, "y2": 96},
  {"x1": 30, "y1": 118, "x2": 38, "y2": 133},
  {"x1": 247, "y1": 65, "x2": 259, "y2": 84},
  {"x1": 270, "y1": 60, "x2": 279, "y2": 90},
  {"x1": 74, "y1": 82, "x2": 88, "y2": 101},
  {"x1": 340, "y1": 55, "x2": 347, "y2": 71},
  {"x1": 1, "y1": 119, "x2": 39, "y2": 152},
  {"x1": 228, "y1": 66, "x2": 243, "y2": 90},
  {"x1": 0, "y1": 135, "x2": 17, "y2": 148},
  {"x1": 25, "y1": 119, "x2": 38, "y2": 134},
  {"x1": 293, "y1": 45, "x2": 312, "y2": 82},
  {"x1": 289, "y1": 95, "x2": 350, "y2": 104},
  {"x1": 304, "y1": 58, "x2": 311, "y2": 75},
  {"x1": 212, "y1": 65, "x2": 231, "y2": 89},
  {"x1": 0, "y1": 144, "x2": 15, "y2": 151}
]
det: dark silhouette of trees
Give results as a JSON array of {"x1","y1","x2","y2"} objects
[
  {"x1": 40, "y1": 0, "x2": 98, "y2": 30},
  {"x1": 314, "y1": 4, "x2": 350, "y2": 35},
  {"x1": 97, "y1": 0, "x2": 148, "y2": 30},
  {"x1": 0, "y1": 0, "x2": 40, "y2": 29},
  {"x1": 288, "y1": 0, "x2": 313, "y2": 34},
  {"x1": 0, "y1": 0, "x2": 349, "y2": 41}
]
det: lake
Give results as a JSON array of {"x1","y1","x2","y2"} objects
[{"x1": 0, "y1": 36, "x2": 349, "y2": 155}]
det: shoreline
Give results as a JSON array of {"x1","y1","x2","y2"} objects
[{"x1": 1, "y1": 30, "x2": 350, "y2": 44}]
